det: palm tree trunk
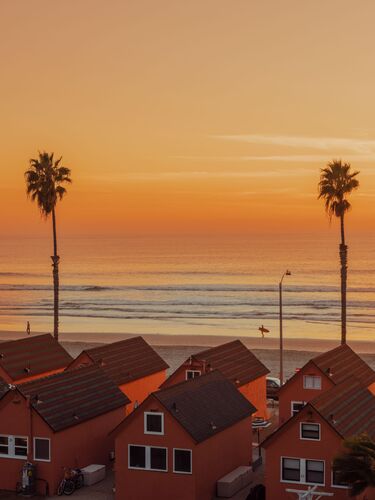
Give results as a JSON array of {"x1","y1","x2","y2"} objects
[
  {"x1": 51, "y1": 208, "x2": 60, "y2": 341},
  {"x1": 339, "y1": 214, "x2": 347, "y2": 344}
]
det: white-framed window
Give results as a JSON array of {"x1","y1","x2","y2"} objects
[
  {"x1": 300, "y1": 423, "x2": 320, "y2": 441},
  {"x1": 291, "y1": 401, "x2": 305, "y2": 417},
  {"x1": 34, "y1": 438, "x2": 51, "y2": 462},
  {"x1": 185, "y1": 370, "x2": 201, "y2": 380},
  {"x1": 144, "y1": 412, "x2": 164, "y2": 435},
  {"x1": 128, "y1": 445, "x2": 167, "y2": 472},
  {"x1": 303, "y1": 375, "x2": 321, "y2": 390},
  {"x1": 173, "y1": 448, "x2": 192, "y2": 474},
  {"x1": 281, "y1": 457, "x2": 325, "y2": 485},
  {"x1": 0, "y1": 435, "x2": 28, "y2": 459},
  {"x1": 332, "y1": 469, "x2": 349, "y2": 488}
]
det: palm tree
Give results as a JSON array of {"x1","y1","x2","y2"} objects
[
  {"x1": 333, "y1": 434, "x2": 375, "y2": 497},
  {"x1": 25, "y1": 152, "x2": 72, "y2": 341},
  {"x1": 318, "y1": 160, "x2": 359, "y2": 344}
]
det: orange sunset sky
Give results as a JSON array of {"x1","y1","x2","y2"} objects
[{"x1": 1, "y1": 0, "x2": 375, "y2": 237}]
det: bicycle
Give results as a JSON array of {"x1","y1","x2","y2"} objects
[{"x1": 57, "y1": 467, "x2": 84, "y2": 496}]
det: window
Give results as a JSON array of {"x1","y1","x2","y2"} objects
[
  {"x1": 281, "y1": 457, "x2": 324, "y2": 485},
  {"x1": 14, "y1": 437, "x2": 27, "y2": 457},
  {"x1": 185, "y1": 370, "x2": 201, "y2": 380},
  {"x1": 291, "y1": 401, "x2": 305, "y2": 417},
  {"x1": 0, "y1": 436, "x2": 9, "y2": 456},
  {"x1": 34, "y1": 438, "x2": 50, "y2": 462},
  {"x1": 150, "y1": 447, "x2": 167, "y2": 471},
  {"x1": 128, "y1": 445, "x2": 167, "y2": 472},
  {"x1": 300, "y1": 423, "x2": 320, "y2": 440},
  {"x1": 303, "y1": 375, "x2": 321, "y2": 390},
  {"x1": 144, "y1": 412, "x2": 164, "y2": 435},
  {"x1": 306, "y1": 460, "x2": 324, "y2": 484},
  {"x1": 129, "y1": 445, "x2": 146, "y2": 469},
  {"x1": 332, "y1": 469, "x2": 349, "y2": 488},
  {"x1": 0, "y1": 435, "x2": 27, "y2": 459},
  {"x1": 282, "y1": 458, "x2": 300, "y2": 482},
  {"x1": 173, "y1": 449, "x2": 192, "y2": 474}
]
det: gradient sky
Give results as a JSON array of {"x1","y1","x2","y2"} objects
[{"x1": 1, "y1": 0, "x2": 375, "y2": 237}]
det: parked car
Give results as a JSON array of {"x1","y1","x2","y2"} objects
[{"x1": 266, "y1": 376, "x2": 280, "y2": 400}]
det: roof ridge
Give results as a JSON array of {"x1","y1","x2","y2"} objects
[
  {"x1": 195, "y1": 339, "x2": 242, "y2": 358},
  {"x1": 85, "y1": 336, "x2": 144, "y2": 353}
]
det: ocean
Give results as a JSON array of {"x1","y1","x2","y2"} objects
[{"x1": 0, "y1": 234, "x2": 375, "y2": 342}]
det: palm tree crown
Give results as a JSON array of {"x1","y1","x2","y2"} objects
[
  {"x1": 25, "y1": 151, "x2": 71, "y2": 216},
  {"x1": 333, "y1": 434, "x2": 375, "y2": 497},
  {"x1": 318, "y1": 160, "x2": 359, "y2": 225}
]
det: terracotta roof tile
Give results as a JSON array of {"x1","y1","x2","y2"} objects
[
  {"x1": 155, "y1": 370, "x2": 256, "y2": 443},
  {"x1": 0, "y1": 334, "x2": 73, "y2": 381},
  {"x1": 83, "y1": 336, "x2": 169, "y2": 386},
  {"x1": 191, "y1": 340, "x2": 269, "y2": 385},
  {"x1": 312, "y1": 344, "x2": 375, "y2": 387},
  {"x1": 19, "y1": 365, "x2": 129, "y2": 432},
  {"x1": 311, "y1": 377, "x2": 375, "y2": 440}
]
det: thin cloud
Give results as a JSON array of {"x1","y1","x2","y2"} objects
[{"x1": 125, "y1": 169, "x2": 315, "y2": 181}]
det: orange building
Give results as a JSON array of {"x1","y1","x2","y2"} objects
[
  {"x1": 263, "y1": 378, "x2": 375, "y2": 500},
  {"x1": 161, "y1": 339, "x2": 269, "y2": 419},
  {"x1": 0, "y1": 365, "x2": 129, "y2": 495},
  {"x1": 0, "y1": 334, "x2": 73, "y2": 384},
  {"x1": 278, "y1": 344, "x2": 375, "y2": 424},
  {"x1": 68, "y1": 336, "x2": 169, "y2": 411},
  {"x1": 114, "y1": 371, "x2": 255, "y2": 500}
]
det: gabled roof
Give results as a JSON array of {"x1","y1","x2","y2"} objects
[
  {"x1": 311, "y1": 344, "x2": 375, "y2": 387},
  {"x1": 186, "y1": 340, "x2": 269, "y2": 386},
  {"x1": 0, "y1": 334, "x2": 73, "y2": 381},
  {"x1": 262, "y1": 377, "x2": 375, "y2": 449},
  {"x1": 19, "y1": 365, "x2": 129, "y2": 432},
  {"x1": 311, "y1": 378, "x2": 375, "y2": 440},
  {"x1": 154, "y1": 371, "x2": 256, "y2": 443},
  {"x1": 80, "y1": 336, "x2": 169, "y2": 386}
]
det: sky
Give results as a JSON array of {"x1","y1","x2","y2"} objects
[{"x1": 1, "y1": 0, "x2": 375, "y2": 238}]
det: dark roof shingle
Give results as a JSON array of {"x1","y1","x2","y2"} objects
[
  {"x1": 155, "y1": 370, "x2": 256, "y2": 442},
  {"x1": 0, "y1": 334, "x2": 73, "y2": 381},
  {"x1": 83, "y1": 336, "x2": 169, "y2": 386},
  {"x1": 312, "y1": 344, "x2": 375, "y2": 387},
  {"x1": 311, "y1": 377, "x2": 375, "y2": 440},
  {"x1": 0, "y1": 378, "x2": 9, "y2": 400},
  {"x1": 190, "y1": 340, "x2": 269, "y2": 385},
  {"x1": 19, "y1": 365, "x2": 129, "y2": 432}
]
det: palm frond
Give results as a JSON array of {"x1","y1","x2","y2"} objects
[{"x1": 24, "y1": 151, "x2": 72, "y2": 216}]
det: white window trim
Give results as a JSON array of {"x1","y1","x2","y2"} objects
[
  {"x1": 144, "y1": 412, "x2": 164, "y2": 435},
  {"x1": 280, "y1": 456, "x2": 325, "y2": 486},
  {"x1": 185, "y1": 370, "x2": 201, "y2": 380},
  {"x1": 128, "y1": 444, "x2": 168, "y2": 472},
  {"x1": 291, "y1": 401, "x2": 305, "y2": 417},
  {"x1": 33, "y1": 437, "x2": 51, "y2": 462},
  {"x1": 0, "y1": 435, "x2": 28, "y2": 460},
  {"x1": 173, "y1": 448, "x2": 192, "y2": 475},
  {"x1": 331, "y1": 469, "x2": 349, "y2": 489},
  {"x1": 303, "y1": 375, "x2": 322, "y2": 390},
  {"x1": 300, "y1": 422, "x2": 321, "y2": 441}
]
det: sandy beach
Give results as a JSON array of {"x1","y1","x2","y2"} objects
[{"x1": 1, "y1": 330, "x2": 374, "y2": 380}]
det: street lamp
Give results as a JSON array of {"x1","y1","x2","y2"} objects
[{"x1": 279, "y1": 270, "x2": 291, "y2": 385}]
